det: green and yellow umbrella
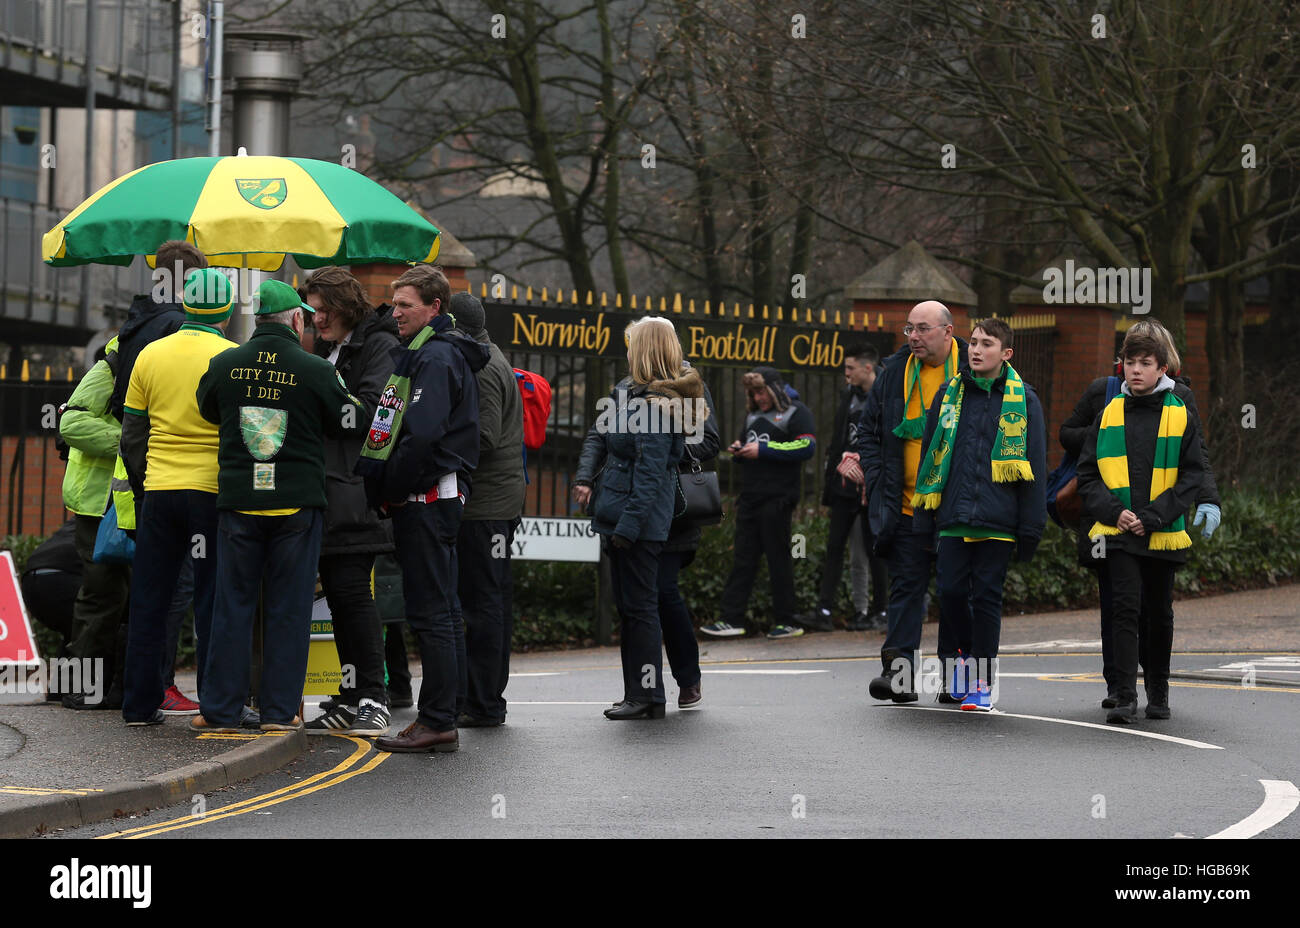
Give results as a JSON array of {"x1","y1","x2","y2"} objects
[{"x1": 43, "y1": 154, "x2": 440, "y2": 271}]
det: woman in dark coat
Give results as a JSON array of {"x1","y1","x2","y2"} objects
[
  {"x1": 301, "y1": 267, "x2": 401, "y2": 736},
  {"x1": 575, "y1": 361, "x2": 719, "y2": 710},
  {"x1": 577, "y1": 316, "x2": 707, "y2": 719}
]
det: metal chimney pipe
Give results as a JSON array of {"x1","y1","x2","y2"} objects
[
  {"x1": 224, "y1": 29, "x2": 307, "y2": 157},
  {"x1": 222, "y1": 28, "x2": 308, "y2": 341}
]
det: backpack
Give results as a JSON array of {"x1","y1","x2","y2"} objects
[
  {"x1": 1047, "y1": 375, "x2": 1122, "y2": 528},
  {"x1": 514, "y1": 368, "x2": 552, "y2": 450}
]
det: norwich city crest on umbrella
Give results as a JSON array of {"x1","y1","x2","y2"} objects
[
  {"x1": 240, "y1": 406, "x2": 288, "y2": 461},
  {"x1": 236, "y1": 178, "x2": 287, "y2": 210}
]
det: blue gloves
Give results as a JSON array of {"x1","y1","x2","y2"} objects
[{"x1": 1192, "y1": 503, "x2": 1221, "y2": 539}]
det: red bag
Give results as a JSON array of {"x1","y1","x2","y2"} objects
[{"x1": 514, "y1": 369, "x2": 552, "y2": 450}]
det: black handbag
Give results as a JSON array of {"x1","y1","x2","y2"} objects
[{"x1": 674, "y1": 446, "x2": 722, "y2": 526}]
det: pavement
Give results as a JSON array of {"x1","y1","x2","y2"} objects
[{"x1": 1, "y1": 583, "x2": 1296, "y2": 838}]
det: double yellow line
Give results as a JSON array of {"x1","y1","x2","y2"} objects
[{"x1": 97, "y1": 735, "x2": 389, "y2": 839}]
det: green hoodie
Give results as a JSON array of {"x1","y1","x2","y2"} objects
[{"x1": 60, "y1": 341, "x2": 121, "y2": 517}]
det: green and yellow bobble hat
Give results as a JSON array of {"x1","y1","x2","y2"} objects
[
  {"x1": 182, "y1": 267, "x2": 236, "y2": 324},
  {"x1": 252, "y1": 279, "x2": 315, "y2": 319}
]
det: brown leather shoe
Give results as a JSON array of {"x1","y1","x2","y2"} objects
[
  {"x1": 678, "y1": 683, "x2": 702, "y2": 709},
  {"x1": 375, "y1": 721, "x2": 459, "y2": 753}
]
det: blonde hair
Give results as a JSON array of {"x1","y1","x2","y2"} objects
[
  {"x1": 1125, "y1": 319, "x2": 1181, "y2": 373},
  {"x1": 625, "y1": 316, "x2": 683, "y2": 385}
]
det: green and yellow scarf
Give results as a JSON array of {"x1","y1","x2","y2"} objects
[
  {"x1": 892, "y1": 338, "x2": 959, "y2": 439},
  {"x1": 355, "y1": 325, "x2": 436, "y2": 474},
  {"x1": 912, "y1": 363, "x2": 1034, "y2": 510},
  {"x1": 1087, "y1": 391, "x2": 1191, "y2": 551}
]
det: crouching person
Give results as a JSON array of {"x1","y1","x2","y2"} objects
[
  {"x1": 192, "y1": 281, "x2": 364, "y2": 732},
  {"x1": 913, "y1": 318, "x2": 1046, "y2": 710}
]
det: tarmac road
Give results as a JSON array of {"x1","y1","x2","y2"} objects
[{"x1": 58, "y1": 650, "x2": 1300, "y2": 840}]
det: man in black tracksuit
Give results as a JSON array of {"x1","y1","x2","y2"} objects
[
  {"x1": 702, "y1": 367, "x2": 816, "y2": 640},
  {"x1": 358, "y1": 266, "x2": 490, "y2": 753}
]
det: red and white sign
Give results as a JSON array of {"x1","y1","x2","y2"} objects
[{"x1": 0, "y1": 550, "x2": 41, "y2": 667}]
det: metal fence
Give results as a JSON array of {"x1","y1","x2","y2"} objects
[
  {"x1": 483, "y1": 295, "x2": 896, "y2": 517},
  {"x1": 0, "y1": 375, "x2": 77, "y2": 537}
]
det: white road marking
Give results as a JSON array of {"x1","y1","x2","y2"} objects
[
  {"x1": 1206, "y1": 780, "x2": 1300, "y2": 839},
  {"x1": 1001, "y1": 639, "x2": 1103, "y2": 650},
  {"x1": 888, "y1": 704, "x2": 1224, "y2": 749},
  {"x1": 511, "y1": 701, "x2": 612, "y2": 705},
  {"x1": 702, "y1": 669, "x2": 828, "y2": 675}
]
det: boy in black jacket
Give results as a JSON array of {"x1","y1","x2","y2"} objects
[
  {"x1": 914, "y1": 318, "x2": 1046, "y2": 710},
  {"x1": 1077, "y1": 329, "x2": 1205, "y2": 724}
]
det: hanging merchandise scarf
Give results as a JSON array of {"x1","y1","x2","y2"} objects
[
  {"x1": 1087, "y1": 391, "x2": 1192, "y2": 551},
  {"x1": 356, "y1": 324, "x2": 438, "y2": 472},
  {"x1": 912, "y1": 363, "x2": 1034, "y2": 510},
  {"x1": 893, "y1": 338, "x2": 959, "y2": 439}
]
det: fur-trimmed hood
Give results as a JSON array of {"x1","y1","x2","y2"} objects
[{"x1": 743, "y1": 366, "x2": 791, "y2": 413}]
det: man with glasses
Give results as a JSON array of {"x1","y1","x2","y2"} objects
[{"x1": 846, "y1": 301, "x2": 968, "y2": 701}]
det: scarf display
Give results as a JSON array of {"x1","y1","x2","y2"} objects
[
  {"x1": 1087, "y1": 391, "x2": 1191, "y2": 551},
  {"x1": 356, "y1": 325, "x2": 435, "y2": 471},
  {"x1": 912, "y1": 363, "x2": 1034, "y2": 510},
  {"x1": 893, "y1": 338, "x2": 959, "y2": 439}
]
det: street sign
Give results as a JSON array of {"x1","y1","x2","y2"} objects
[
  {"x1": 0, "y1": 551, "x2": 43, "y2": 705},
  {"x1": 512, "y1": 517, "x2": 600, "y2": 562}
]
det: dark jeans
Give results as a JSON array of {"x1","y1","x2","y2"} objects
[
  {"x1": 720, "y1": 496, "x2": 796, "y2": 625},
  {"x1": 819, "y1": 501, "x2": 888, "y2": 614},
  {"x1": 881, "y1": 514, "x2": 934, "y2": 673},
  {"x1": 608, "y1": 538, "x2": 665, "y2": 704},
  {"x1": 202, "y1": 508, "x2": 323, "y2": 726},
  {"x1": 659, "y1": 549, "x2": 701, "y2": 688},
  {"x1": 935, "y1": 537, "x2": 1014, "y2": 684},
  {"x1": 385, "y1": 622, "x2": 412, "y2": 696},
  {"x1": 68, "y1": 513, "x2": 131, "y2": 685},
  {"x1": 392, "y1": 499, "x2": 466, "y2": 732},
  {"x1": 123, "y1": 490, "x2": 218, "y2": 723},
  {"x1": 320, "y1": 552, "x2": 387, "y2": 705},
  {"x1": 458, "y1": 519, "x2": 516, "y2": 721},
  {"x1": 162, "y1": 556, "x2": 194, "y2": 689},
  {"x1": 1105, "y1": 550, "x2": 1176, "y2": 704}
]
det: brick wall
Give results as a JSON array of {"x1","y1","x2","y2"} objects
[
  {"x1": 350, "y1": 262, "x2": 471, "y2": 308},
  {"x1": 1, "y1": 435, "x2": 70, "y2": 537}
]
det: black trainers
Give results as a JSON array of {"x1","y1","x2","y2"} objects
[
  {"x1": 845, "y1": 611, "x2": 873, "y2": 631},
  {"x1": 350, "y1": 700, "x2": 392, "y2": 736},
  {"x1": 797, "y1": 608, "x2": 834, "y2": 632},
  {"x1": 125, "y1": 709, "x2": 164, "y2": 727},
  {"x1": 387, "y1": 689, "x2": 414, "y2": 709},
  {"x1": 306, "y1": 703, "x2": 358, "y2": 735},
  {"x1": 765, "y1": 624, "x2": 805, "y2": 640}
]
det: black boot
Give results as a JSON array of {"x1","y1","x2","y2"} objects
[
  {"x1": 869, "y1": 649, "x2": 916, "y2": 703},
  {"x1": 1144, "y1": 678, "x2": 1170, "y2": 719}
]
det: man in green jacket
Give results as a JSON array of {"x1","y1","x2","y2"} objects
[
  {"x1": 59, "y1": 337, "x2": 127, "y2": 708},
  {"x1": 193, "y1": 280, "x2": 364, "y2": 732}
]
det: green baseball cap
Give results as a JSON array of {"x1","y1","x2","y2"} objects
[
  {"x1": 254, "y1": 279, "x2": 314, "y2": 316},
  {"x1": 182, "y1": 268, "x2": 235, "y2": 322}
]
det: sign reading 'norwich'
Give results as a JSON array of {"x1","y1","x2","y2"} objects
[{"x1": 485, "y1": 303, "x2": 894, "y2": 369}]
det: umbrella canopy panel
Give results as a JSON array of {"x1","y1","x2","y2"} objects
[{"x1": 42, "y1": 155, "x2": 440, "y2": 271}]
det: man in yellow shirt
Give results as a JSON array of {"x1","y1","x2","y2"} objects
[
  {"x1": 845, "y1": 300, "x2": 968, "y2": 703},
  {"x1": 119, "y1": 268, "x2": 237, "y2": 726}
]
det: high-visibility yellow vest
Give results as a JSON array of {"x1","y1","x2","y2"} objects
[{"x1": 111, "y1": 454, "x2": 136, "y2": 530}]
